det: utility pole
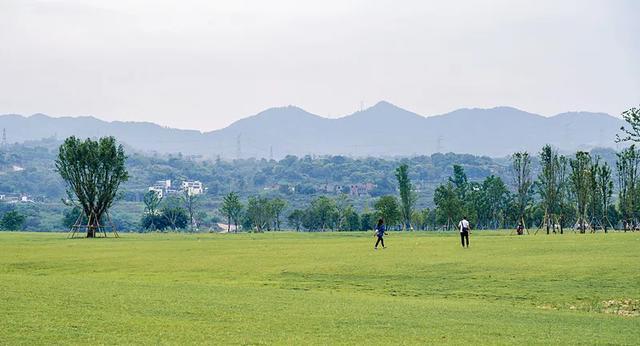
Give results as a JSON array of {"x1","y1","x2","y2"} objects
[{"x1": 269, "y1": 145, "x2": 273, "y2": 161}]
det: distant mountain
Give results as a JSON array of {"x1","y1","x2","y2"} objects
[{"x1": 0, "y1": 102, "x2": 626, "y2": 158}]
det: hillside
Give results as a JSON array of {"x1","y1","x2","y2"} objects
[{"x1": 0, "y1": 102, "x2": 625, "y2": 158}]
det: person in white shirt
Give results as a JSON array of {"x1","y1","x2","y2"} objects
[{"x1": 458, "y1": 216, "x2": 471, "y2": 248}]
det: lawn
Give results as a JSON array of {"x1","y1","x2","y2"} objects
[{"x1": 1, "y1": 231, "x2": 639, "y2": 345}]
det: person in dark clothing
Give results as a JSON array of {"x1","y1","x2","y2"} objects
[
  {"x1": 516, "y1": 222, "x2": 524, "y2": 235},
  {"x1": 374, "y1": 218, "x2": 387, "y2": 249},
  {"x1": 458, "y1": 216, "x2": 470, "y2": 248}
]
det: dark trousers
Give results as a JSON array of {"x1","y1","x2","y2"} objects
[
  {"x1": 375, "y1": 236, "x2": 385, "y2": 248},
  {"x1": 460, "y1": 231, "x2": 469, "y2": 247}
]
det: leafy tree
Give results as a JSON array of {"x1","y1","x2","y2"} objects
[
  {"x1": 569, "y1": 151, "x2": 592, "y2": 233},
  {"x1": 374, "y1": 195, "x2": 401, "y2": 229},
  {"x1": 616, "y1": 106, "x2": 640, "y2": 142},
  {"x1": 616, "y1": 145, "x2": 640, "y2": 230},
  {"x1": 1, "y1": 210, "x2": 26, "y2": 230},
  {"x1": 360, "y1": 211, "x2": 377, "y2": 231},
  {"x1": 595, "y1": 162, "x2": 614, "y2": 232},
  {"x1": 142, "y1": 191, "x2": 163, "y2": 231},
  {"x1": 511, "y1": 152, "x2": 532, "y2": 227},
  {"x1": 481, "y1": 175, "x2": 510, "y2": 229},
  {"x1": 305, "y1": 196, "x2": 338, "y2": 231},
  {"x1": 343, "y1": 207, "x2": 361, "y2": 231},
  {"x1": 182, "y1": 189, "x2": 200, "y2": 231},
  {"x1": 220, "y1": 192, "x2": 243, "y2": 232},
  {"x1": 141, "y1": 213, "x2": 167, "y2": 231},
  {"x1": 161, "y1": 196, "x2": 189, "y2": 230},
  {"x1": 287, "y1": 209, "x2": 305, "y2": 231},
  {"x1": 433, "y1": 182, "x2": 462, "y2": 230},
  {"x1": 395, "y1": 164, "x2": 416, "y2": 230},
  {"x1": 55, "y1": 136, "x2": 128, "y2": 237},
  {"x1": 143, "y1": 191, "x2": 163, "y2": 215},
  {"x1": 535, "y1": 145, "x2": 562, "y2": 234},
  {"x1": 246, "y1": 196, "x2": 273, "y2": 232},
  {"x1": 449, "y1": 164, "x2": 469, "y2": 199},
  {"x1": 270, "y1": 198, "x2": 287, "y2": 230},
  {"x1": 62, "y1": 206, "x2": 84, "y2": 229}
]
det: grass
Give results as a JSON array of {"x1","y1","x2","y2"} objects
[{"x1": 1, "y1": 231, "x2": 639, "y2": 345}]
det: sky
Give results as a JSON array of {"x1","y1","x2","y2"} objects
[{"x1": 1, "y1": 0, "x2": 638, "y2": 131}]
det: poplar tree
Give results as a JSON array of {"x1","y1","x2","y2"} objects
[{"x1": 55, "y1": 136, "x2": 128, "y2": 238}]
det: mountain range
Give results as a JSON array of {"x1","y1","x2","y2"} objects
[{"x1": 0, "y1": 101, "x2": 626, "y2": 158}]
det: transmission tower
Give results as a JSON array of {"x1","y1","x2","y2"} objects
[
  {"x1": 1, "y1": 128, "x2": 6, "y2": 147},
  {"x1": 269, "y1": 145, "x2": 273, "y2": 160}
]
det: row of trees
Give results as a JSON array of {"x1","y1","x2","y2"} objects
[{"x1": 429, "y1": 145, "x2": 624, "y2": 233}]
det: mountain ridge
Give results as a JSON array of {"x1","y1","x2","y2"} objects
[{"x1": 0, "y1": 102, "x2": 625, "y2": 158}]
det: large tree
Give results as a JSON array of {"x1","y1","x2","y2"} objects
[
  {"x1": 616, "y1": 145, "x2": 640, "y2": 230},
  {"x1": 142, "y1": 190, "x2": 163, "y2": 231},
  {"x1": 616, "y1": 106, "x2": 640, "y2": 142},
  {"x1": 374, "y1": 195, "x2": 401, "y2": 229},
  {"x1": 182, "y1": 189, "x2": 200, "y2": 232},
  {"x1": 395, "y1": 164, "x2": 416, "y2": 230},
  {"x1": 287, "y1": 209, "x2": 305, "y2": 231},
  {"x1": 535, "y1": 145, "x2": 561, "y2": 234},
  {"x1": 434, "y1": 182, "x2": 463, "y2": 230},
  {"x1": 481, "y1": 175, "x2": 510, "y2": 229},
  {"x1": 595, "y1": 162, "x2": 614, "y2": 232},
  {"x1": 511, "y1": 152, "x2": 532, "y2": 227},
  {"x1": 55, "y1": 136, "x2": 128, "y2": 237},
  {"x1": 1, "y1": 210, "x2": 26, "y2": 231},
  {"x1": 270, "y1": 198, "x2": 287, "y2": 231},
  {"x1": 449, "y1": 164, "x2": 468, "y2": 200},
  {"x1": 246, "y1": 196, "x2": 273, "y2": 232},
  {"x1": 569, "y1": 151, "x2": 592, "y2": 233},
  {"x1": 220, "y1": 192, "x2": 243, "y2": 232}
]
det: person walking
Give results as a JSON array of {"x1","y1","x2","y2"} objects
[
  {"x1": 374, "y1": 218, "x2": 387, "y2": 249},
  {"x1": 458, "y1": 216, "x2": 470, "y2": 248}
]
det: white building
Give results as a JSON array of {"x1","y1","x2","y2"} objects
[{"x1": 181, "y1": 181, "x2": 204, "y2": 195}]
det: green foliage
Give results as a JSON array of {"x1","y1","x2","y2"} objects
[
  {"x1": 511, "y1": 151, "x2": 532, "y2": 222},
  {"x1": 433, "y1": 182, "x2": 462, "y2": 229},
  {"x1": 0, "y1": 210, "x2": 26, "y2": 230},
  {"x1": 160, "y1": 196, "x2": 189, "y2": 230},
  {"x1": 617, "y1": 105, "x2": 640, "y2": 142},
  {"x1": 374, "y1": 195, "x2": 401, "y2": 229},
  {"x1": 569, "y1": 151, "x2": 593, "y2": 232},
  {"x1": 55, "y1": 136, "x2": 128, "y2": 237},
  {"x1": 270, "y1": 198, "x2": 287, "y2": 230},
  {"x1": 220, "y1": 192, "x2": 243, "y2": 232},
  {"x1": 303, "y1": 196, "x2": 338, "y2": 231},
  {"x1": 616, "y1": 145, "x2": 640, "y2": 229},
  {"x1": 287, "y1": 209, "x2": 305, "y2": 231},
  {"x1": 245, "y1": 196, "x2": 273, "y2": 232},
  {"x1": 395, "y1": 164, "x2": 416, "y2": 230}
]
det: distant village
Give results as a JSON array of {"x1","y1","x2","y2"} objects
[
  {"x1": 264, "y1": 182, "x2": 376, "y2": 197},
  {"x1": 148, "y1": 179, "x2": 205, "y2": 198},
  {"x1": 148, "y1": 179, "x2": 377, "y2": 198}
]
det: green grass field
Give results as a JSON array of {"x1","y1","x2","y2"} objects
[{"x1": 1, "y1": 231, "x2": 639, "y2": 345}]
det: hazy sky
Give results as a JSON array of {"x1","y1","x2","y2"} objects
[{"x1": 1, "y1": 0, "x2": 638, "y2": 131}]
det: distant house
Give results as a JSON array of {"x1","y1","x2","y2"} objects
[
  {"x1": 147, "y1": 179, "x2": 205, "y2": 197},
  {"x1": 181, "y1": 181, "x2": 204, "y2": 195},
  {"x1": 148, "y1": 179, "x2": 172, "y2": 198},
  {"x1": 0, "y1": 193, "x2": 33, "y2": 204},
  {"x1": 349, "y1": 183, "x2": 376, "y2": 197}
]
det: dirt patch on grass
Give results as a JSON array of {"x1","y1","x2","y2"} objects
[
  {"x1": 601, "y1": 299, "x2": 640, "y2": 317},
  {"x1": 538, "y1": 299, "x2": 639, "y2": 317}
]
